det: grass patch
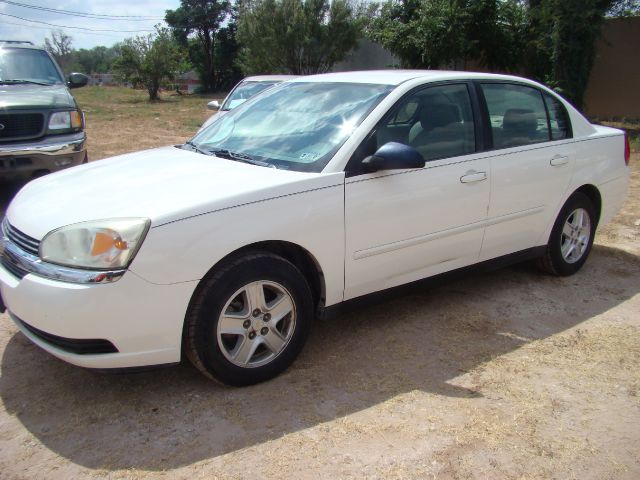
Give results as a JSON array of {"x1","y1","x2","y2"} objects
[{"x1": 73, "y1": 86, "x2": 226, "y2": 160}]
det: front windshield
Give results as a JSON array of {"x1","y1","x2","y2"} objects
[
  {"x1": 191, "y1": 81, "x2": 392, "y2": 172},
  {"x1": 0, "y1": 47, "x2": 63, "y2": 85},
  {"x1": 221, "y1": 81, "x2": 278, "y2": 111}
]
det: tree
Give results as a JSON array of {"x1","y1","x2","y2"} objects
[
  {"x1": 165, "y1": 0, "x2": 232, "y2": 92},
  {"x1": 113, "y1": 27, "x2": 185, "y2": 101},
  {"x1": 215, "y1": 9, "x2": 243, "y2": 90},
  {"x1": 75, "y1": 46, "x2": 119, "y2": 74},
  {"x1": 237, "y1": 0, "x2": 363, "y2": 75},
  {"x1": 368, "y1": 0, "x2": 634, "y2": 109},
  {"x1": 367, "y1": 0, "x2": 528, "y2": 71},
  {"x1": 44, "y1": 30, "x2": 74, "y2": 73},
  {"x1": 608, "y1": 0, "x2": 640, "y2": 15},
  {"x1": 525, "y1": 0, "x2": 631, "y2": 108}
]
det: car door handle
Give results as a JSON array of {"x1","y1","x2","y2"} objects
[
  {"x1": 460, "y1": 171, "x2": 487, "y2": 183},
  {"x1": 550, "y1": 154, "x2": 569, "y2": 166}
]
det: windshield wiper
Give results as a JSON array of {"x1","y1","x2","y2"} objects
[
  {"x1": 208, "y1": 148, "x2": 276, "y2": 168},
  {"x1": 184, "y1": 141, "x2": 210, "y2": 156},
  {"x1": 0, "y1": 79, "x2": 52, "y2": 86}
]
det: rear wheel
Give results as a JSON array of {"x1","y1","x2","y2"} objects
[
  {"x1": 537, "y1": 192, "x2": 597, "y2": 276},
  {"x1": 184, "y1": 252, "x2": 313, "y2": 385}
]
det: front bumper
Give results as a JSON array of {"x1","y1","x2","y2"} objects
[
  {"x1": 0, "y1": 257, "x2": 198, "y2": 369},
  {"x1": 0, "y1": 132, "x2": 86, "y2": 181}
]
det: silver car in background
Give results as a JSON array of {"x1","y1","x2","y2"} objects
[{"x1": 198, "y1": 75, "x2": 298, "y2": 132}]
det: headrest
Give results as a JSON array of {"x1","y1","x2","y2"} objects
[
  {"x1": 502, "y1": 109, "x2": 537, "y2": 135},
  {"x1": 420, "y1": 103, "x2": 460, "y2": 132}
]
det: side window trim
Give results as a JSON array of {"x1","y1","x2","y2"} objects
[
  {"x1": 345, "y1": 80, "x2": 478, "y2": 177},
  {"x1": 472, "y1": 81, "x2": 493, "y2": 151}
]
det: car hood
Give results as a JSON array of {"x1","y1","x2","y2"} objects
[
  {"x1": 7, "y1": 146, "x2": 343, "y2": 239},
  {"x1": 0, "y1": 83, "x2": 76, "y2": 111}
]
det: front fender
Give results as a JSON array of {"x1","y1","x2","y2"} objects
[{"x1": 129, "y1": 181, "x2": 346, "y2": 307}]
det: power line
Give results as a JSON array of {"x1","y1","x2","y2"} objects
[
  {"x1": 0, "y1": 0, "x2": 165, "y2": 20},
  {"x1": 0, "y1": 12, "x2": 158, "y2": 32},
  {"x1": 0, "y1": 20, "x2": 132, "y2": 38}
]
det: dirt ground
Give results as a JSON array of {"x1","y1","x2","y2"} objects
[{"x1": 0, "y1": 90, "x2": 638, "y2": 479}]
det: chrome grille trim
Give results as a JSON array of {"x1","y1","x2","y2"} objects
[{"x1": 1, "y1": 218, "x2": 40, "y2": 256}]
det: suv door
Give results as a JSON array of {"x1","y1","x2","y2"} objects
[
  {"x1": 477, "y1": 83, "x2": 575, "y2": 261},
  {"x1": 344, "y1": 82, "x2": 491, "y2": 300}
]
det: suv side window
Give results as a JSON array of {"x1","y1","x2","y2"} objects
[
  {"x1": 481, "y1": 83, "x2": 550, "y2": 149},
  {"x1": 375, "y1": 83, "x2": 476, "y2": 162},
  {"x1": 543, "y1": 92, "x2": 571, "y2": 140}
]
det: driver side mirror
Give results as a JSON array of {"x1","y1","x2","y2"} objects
[
  {"x1": 207, "y1": 100, "x2": 221, "y2": 110},
  {"x1": 362, "y1": 142, "x2": 425, "y2": 173},
  {"x1": 67, "y1": 73, "x2": 88, "y2": 89}
]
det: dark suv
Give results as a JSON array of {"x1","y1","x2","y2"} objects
[{"x1": 0, "y1": 40, "x2": 89, "y2": 181}]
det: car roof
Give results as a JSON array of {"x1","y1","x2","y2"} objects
[
  {"x1": 0, "y1": 41, "x2": 43, "y2": 51},
  {"x1": 243, "y1": 75, "x2": 300, "y2": 82},
  {"x1": 291, "y1": 70, "x2": 536, "y2": 86}
]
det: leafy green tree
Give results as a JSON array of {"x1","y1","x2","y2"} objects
[
  {"x1": 113, "y1": 27, "x2": 185, "y2": 101},
  {"x1": 525, "y1": 0, "x2": 632, "y2": 108},
  {"x1": 74, "y1": 46, "x2": 119, "y2": 74},
  {"x1": 215, "y1": 19, "x2": 243, "y2": 90},
  {"x1": 237, "y1": 0, "x2": 363, "y2": 74},
  {"x1": 367, "y1": 0, "x2": 527, "y2": 71},
  {"x1": 369, "y1": 0, "x2": 634, "y2": 108},
  {"x1": 165, "y1": 0, "x2": 232, "y2": 91},
  {"x1": 608, "y1": 0, "x2": 640, "y2": 16}
]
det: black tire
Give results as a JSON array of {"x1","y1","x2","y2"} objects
[
  {"x1": 537, "y1": 192, "x2": 597, "y2": 276},
  {"x1": 184, "y1": 252, "x2": 313, "y2": 386}
]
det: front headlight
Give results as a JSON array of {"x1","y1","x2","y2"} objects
[
  {"x1": 40, "y1": 218, "x2": 150, "y2": 270},
  {"x1": 48, "y1": 110, "x2": 83, "y2": 132}
]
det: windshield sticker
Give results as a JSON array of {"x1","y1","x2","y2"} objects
[{"x1": 299, "y1": 152, "x2": 320, "y2": 162}]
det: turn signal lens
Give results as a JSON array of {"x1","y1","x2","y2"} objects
[
  {"x1": 91, "y1": 232, "x2": 128, "y2": 256},
  {"x1": 71, "y1": 110, "x2": 83, "y2": 129}
]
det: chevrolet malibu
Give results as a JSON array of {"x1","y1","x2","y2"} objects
[{"x1": 0, "y1": 71, "x2": 630, "y2": 385}]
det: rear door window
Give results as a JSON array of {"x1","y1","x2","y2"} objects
[{"x1": 481, "y1": 83, "x2": 550, "y2": 149}]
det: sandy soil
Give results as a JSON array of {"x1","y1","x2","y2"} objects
[{"x1": 0, "y1": 144, "x2": 638, "y2": 477}]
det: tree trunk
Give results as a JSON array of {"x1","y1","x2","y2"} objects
[
  {"x1": 200, "y1": 29, "x2": 216, "y2": 91},
  {"x1": 148, "y1": 80, "x2": 160, "y2": 101}
]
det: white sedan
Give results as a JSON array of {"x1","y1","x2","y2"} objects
[{"x1": 0, "y1": 71, "x2": 630, "y2": 385}]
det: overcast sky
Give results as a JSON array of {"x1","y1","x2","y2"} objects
[{"x1": 0, "y1": 0, "x2": 181, "y2": 49}]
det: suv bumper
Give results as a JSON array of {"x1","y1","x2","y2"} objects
[{"x1": 0, "y1": 132, "x2": 87, "y2": 181}]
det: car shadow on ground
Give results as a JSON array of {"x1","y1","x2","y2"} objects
[{"x1": 0, "y1": 244, "x2": 639, "y2": 471}]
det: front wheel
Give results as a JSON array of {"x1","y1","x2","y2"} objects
[
  {"x1": 184, "y1": 252, "x2": 313, "y2": 385},
  {"x1": 537, "y1": 192, "x2": 597, "y2": 276}
]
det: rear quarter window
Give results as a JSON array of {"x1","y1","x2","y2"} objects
[{"x1": 543, "y1": 92, "x2": 572, "y2": 140}]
